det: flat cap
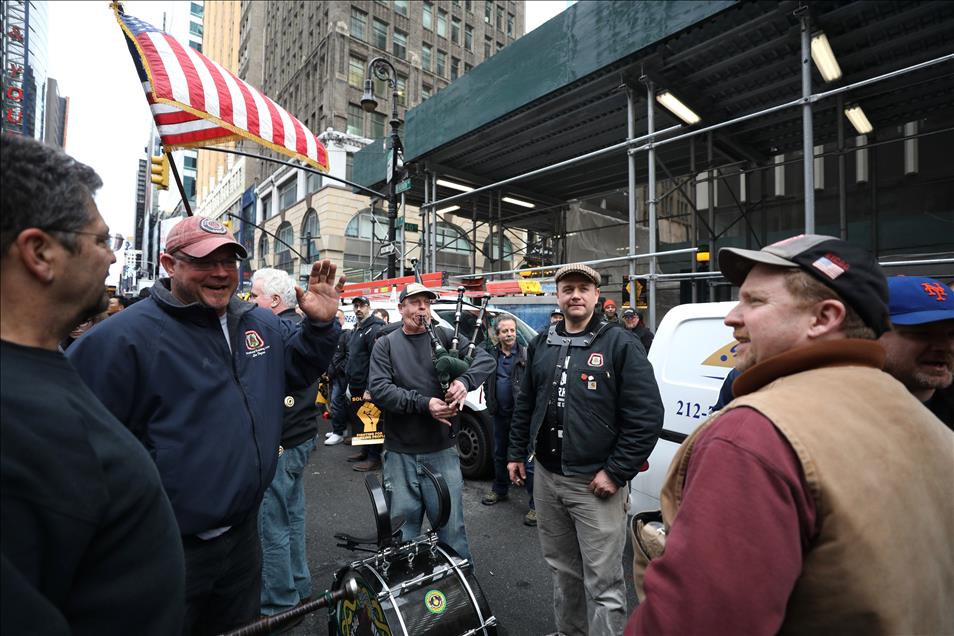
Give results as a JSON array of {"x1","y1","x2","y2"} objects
[{"x1": 554, "y1": 263, "x2": 601, "y2": 286}]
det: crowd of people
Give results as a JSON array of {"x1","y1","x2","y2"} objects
[{"x1": 2, "y1": 135, "x2": 952, "y2": 636}]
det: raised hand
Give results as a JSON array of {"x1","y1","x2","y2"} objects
[{"x1": 295, "y1": 259, "x2": 346, "y2": 323}]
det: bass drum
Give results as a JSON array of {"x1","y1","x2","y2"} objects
[{"x1": 331, "y1": 541, "x2": 496, "y2": 636}]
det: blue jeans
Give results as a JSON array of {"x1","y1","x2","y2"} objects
[
  {"x1": 330, "y1": 377, "x2": 349, "y2": 435},
  {"x1": 382, "y1": 447, "x2": 472, "y2": 563},
  {"x1": 258, "y1": 437, "x2": 315, "y2": 615},
  {"x1": 493, "y1": 414, "x2": 534, "y2": 509}
]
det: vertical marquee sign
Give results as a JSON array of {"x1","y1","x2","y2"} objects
[{"x1": 1, "y1": 0, "x2": 27, "y2": 135}]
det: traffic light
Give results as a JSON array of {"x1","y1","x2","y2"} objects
[{"x1": 150, "y1": 154, "x2": 170, "y2": 190}]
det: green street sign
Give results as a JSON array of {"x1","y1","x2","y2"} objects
[
  {"x1": 405, "y1": 223, "x2": 419, "y2": 232},
  {"x1": 395, "y1": 178, "x2": 413, "y2": 194}
]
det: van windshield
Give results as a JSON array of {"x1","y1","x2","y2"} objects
[{"x1": 433, "y1": 308, "x2": 536, "y2": 348}]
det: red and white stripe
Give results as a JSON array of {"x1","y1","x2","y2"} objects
[{"x1": 133, "y1": 27, "x2": 327, "y2": 171}]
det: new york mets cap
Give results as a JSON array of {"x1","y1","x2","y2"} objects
[
  {"x1": 886, "y1": 276, "x2": 954, "y2": 325},
  {"x1": 719, "y1": 234, "x2": 889, "y2": 335},
  {"x1": 554, "y1": 263, "x2": 601, "y2": 286},
  {"x1": 165, "y1": 216, "x2": 248, "y2": 259},
  {"x1": 399, "y1": 282, "x2": 439, "y2": 303}
]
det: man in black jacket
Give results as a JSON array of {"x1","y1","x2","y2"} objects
[
  {"x1": 481, "y1": 315, "x2": 535, "y2": 525},
  {"x1": 622, "y1": 308, "x2": 654, "y2": 352},
  {"x1": 508, "y1": 263, "x2": 663, "y2": 636},
  {"x1": 249, "y1": 268, "x2": 321, "y2": 618},
  {"x1": 324, "y1": 309, "x2": 350, "y2": 446},
  {"x1": 346, "y1": 296, "x2": 386, "y2": 471}
]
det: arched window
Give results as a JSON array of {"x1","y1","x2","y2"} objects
[
  {"x1": 258, "y1": 233, "x2": 269, "y2": 269},
  {"x1": 301, "y1": 208, "x2": 320, "y2": 260},
  {"x1": 483, "y1": 234, "x2": 514, "y2": 261},
  {"x1": 435, "y1": 221, "x2": 471, "y2": 254},
  {"x1": 345, "y1": 210, "x2": 403, "y2": 241},
  {"x1": 274, "y1": 222, "x2": 295, "y2": 274}
]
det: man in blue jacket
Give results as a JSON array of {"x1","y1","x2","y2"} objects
[{"x1": 68, "y1": 216, "x2": 343, "y2": 635}]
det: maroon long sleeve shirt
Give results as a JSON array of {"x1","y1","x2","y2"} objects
[{"x1": 626, "y1": 407, "x2": 818, "y2": 635}]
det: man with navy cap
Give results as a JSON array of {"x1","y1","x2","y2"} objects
[
  {"x1": 879, "y1": 276, "x2": 954, "y2": 429},
  {"x1": 627, "y1": 235, "x2": 953, "y2": 636}
]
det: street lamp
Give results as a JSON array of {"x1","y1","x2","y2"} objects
[{"x1": 361, "y1": 57, "x2": 403, "y2": 278}]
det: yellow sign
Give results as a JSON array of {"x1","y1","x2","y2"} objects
[{"x1": 518, "y1": 280, "x2": 542, "y2": 294}]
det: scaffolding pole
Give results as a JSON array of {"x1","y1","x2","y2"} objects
[
  {"x1": 645, "y1": 78, "x2": 658, "y2": 330},
  {"x1": 800, "y1": 10, "x2": 815, "y2": 232},
  {"x1": 626, "y1": 85, "x2": 638, "y2": 309}
]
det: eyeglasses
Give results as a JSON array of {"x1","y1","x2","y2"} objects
[
  {"x1": 47, "y1": 229, "x2": 125, "y2": 251},
  {"x1": 173, "y1": 253, "x2": 240, "y2": 271}
]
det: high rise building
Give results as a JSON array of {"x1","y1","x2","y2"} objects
[
  {"x1": 42, "y1": 76, "x2": 68, "y2": 147},
  {"x1": 1, "y1": 0, "x2": 48, "y2": 139}
]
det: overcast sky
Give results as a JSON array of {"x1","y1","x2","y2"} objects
[{"x1": 48, "y1": 0, "x2": 572, "y2": 282}]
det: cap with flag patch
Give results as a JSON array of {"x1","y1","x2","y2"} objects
[
  {"x1": 886, "y1": 276, "x2": 954, "y2": 326},
  {"x1": 718, "y1": 234, "x2": 889, "y2": 335},
  {"x1": 165, "y1": 216, "x2": 248, "y2": 259}
]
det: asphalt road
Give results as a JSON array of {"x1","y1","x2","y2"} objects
[{"x1": 283, "y1": 425, "x2": 638, "y2": 636}]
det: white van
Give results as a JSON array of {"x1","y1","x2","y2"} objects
[
  {"x1": 340, "y1": 295, "x2": 538, "y2": 479},
  {"x1": 629, "y1": 301, "x2": 739, "y2": 511}
]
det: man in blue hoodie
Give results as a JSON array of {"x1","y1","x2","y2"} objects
[{"x1": 68, "y1": 216, "x2": 343, "y2": 635}]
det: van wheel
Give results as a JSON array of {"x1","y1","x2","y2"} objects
[{"x1": 457, "y1": 411, "x2": 492, "y2": 479}]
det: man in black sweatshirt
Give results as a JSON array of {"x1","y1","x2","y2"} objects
[
  {"x1": 368, "y1": 283, "x2": 494, "y2": 562},
  {"x1": 346, "y1": 296, "x2": 386, "y2": 471}
]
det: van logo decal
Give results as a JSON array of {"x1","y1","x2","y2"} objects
[
  {"x1": 587, "y1": 353, "x2": 604, "y2": 367},
  {"x1": 701, "y1": 341, "x2": 740, "y2": 368}
]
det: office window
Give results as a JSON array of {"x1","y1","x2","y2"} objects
[
  {"x1": 422, "y1": 2, "x2": 433, "y2": 30},
  {"x1": 189, "y1": 40, "x2": 202, "y2": 52},
  {"x1": 507, "y1": 13, "x2": 514, "y2": 36},
  {"x1": 351, "y1": 8, "x2": 367, "y2": 41},
  {"x1": 437, "y1": 11, "x2": 447, "y2": 37},
  {"x1": 451, "y1": 18, "x2": 461, "y2": 44},
  {"x1": 347, "y1": 104, "x2": 364, "y2": 136},
  {"x1": 275, "y1": 222, "x2": 294, "y2": 274},
  {"x1": 279, "y1": 179, "x2": 297, "y2": 210},
  {"x1": 465, "y1": 25, "x2": 473, "y2": 51},
  {"x1": 189, "y1": 21, "x2": 203, "y2": 37},
  {"x1": 371, "y1": 112, "x2": 386, "y2": 139},
  {"x1": 306, "y1": 172, "x2": 322, "y2": 193},
  {"x1": 345, "y1": 211, "x2": 401, "y2": 240},
  {"x1": 436, "y1": 222, "x2": 470, "y2": 253},
  {"x1": 190, "y1": 2, "x2": 203, "y2": 17},
  {"x1": 393, "y1": 0, "x2": 408, "y2": 17},
  {"x1": 262, "y1": 195, "x2": 272, "y2": 220},
  {"x1": 466, "y1": 0, "x2": 473, "y2": 11},
  {"x1": 450, "y1": 57, "x2": 460, "y2": 81},
  {"x1": 301, "y1": 209, "x2": 320, "y2": 259},
  {"x1": 436, "y1": 50, "x2": 447, "y2": 77},
  {"x1": 372, "y1": 19, "x2": 388, "y2": 50},
  {"x1": 184, "y1": 155, "x2": 197, "y2": 170},
  {"x1": 258, "y1": 233, "x2": 269, "y2": 268},
  {"x1": 348, "y1": 56, "x2": 364, "y2": 88},
  {"x1": 396, "y1": 75, "x2": 407, "y2": 107},
  {"x1": 484, "y1": 2, "x2": 492, "y2": 23},
  {"x1": 496, "y1": 5, "x2": 503, "y2": 30},
  {"x1": 392, "y1": 30, "x2": 407, "y2": 60},
  {"x1": 422, "y1": 84, "x2": 432, "y2": 101},
  {"x1": 421, "y1": 44, "x2": 432, "y2": 71},
  {"x1": 484, "y1": 36, "x2": 491, "y2": 58},
  {"x1": 346, "y1": 152, "x2": 354, "y2": 182}
]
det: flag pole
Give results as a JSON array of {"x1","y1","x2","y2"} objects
[{"x1": 165, "y1": 151, "x2": 194, "y2": 216}]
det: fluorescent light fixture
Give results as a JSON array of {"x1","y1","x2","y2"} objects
[
  {"x1": 436, "y1": 179, "x2": 473, "y2": 192},
  {"x1": 810, "y1": 32, "x2": 842, "y2": 83},
  {"x1": 656, "y1": 91, "x2": 701, "y2": 125},
  {"x1": 844, "y1": 104, "x2": 873, "y2": 135},
  {"x1": 502, "y1": 196, "x2": 535, "y2": 208},
  {"x1": 436, "y1": 205, "x2": 460, "y2": 214}
]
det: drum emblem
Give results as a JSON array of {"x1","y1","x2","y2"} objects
[{"x1": 424, "y1": 589, "x2": 447, "y2": 615}]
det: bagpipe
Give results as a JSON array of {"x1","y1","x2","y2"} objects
[
  {"x1": 420, "y1": 287, "x2": 492, "y2": 438},
  {"x1": 219, "y1": 471, "x2": 496, "y2": 636}
]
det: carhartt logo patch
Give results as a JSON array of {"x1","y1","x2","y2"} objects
[{"x1": 587, "y1": 353, "x2": 604, "y2": 367}]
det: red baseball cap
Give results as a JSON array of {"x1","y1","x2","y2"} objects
[{"x1": 165, "y1": 216, "x2": 248, "y2": 259}]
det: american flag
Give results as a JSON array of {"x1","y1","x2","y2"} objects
[{"x1": 113, "y1": 3, "x2": 328, "y2": 172}]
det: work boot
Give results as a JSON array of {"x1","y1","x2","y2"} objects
[
  {"x1": 524, "y1": 509, "x2": 538, "y2": 527},
  {"x1": 481, "y1": 491, "x2": 508, "y2": 505},
  {"x1": 346, "y1": 452, "x2": 367, "y2": 463},
  {"x1": 353, "y1": 458, "x2": 382, "y2": 472}
]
